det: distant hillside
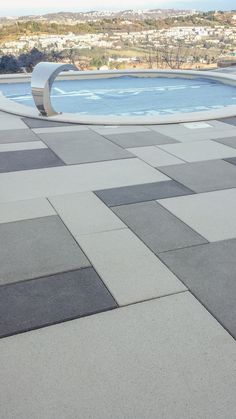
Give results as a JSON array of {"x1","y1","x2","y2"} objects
[{"x1": 2, "y1": 8, "x2": 197, "y2": 23}]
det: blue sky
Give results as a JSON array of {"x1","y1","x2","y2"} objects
[{"x1": 0, "y1": 0, "x2": 235, "y2": 16}]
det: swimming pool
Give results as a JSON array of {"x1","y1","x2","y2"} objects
[{"x1": 1, "y1": 75, "x2": 236, "y2": 117}]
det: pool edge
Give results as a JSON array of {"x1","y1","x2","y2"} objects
[{"x1": 0, "y1": 69, "x2": 236, "y2": 125}]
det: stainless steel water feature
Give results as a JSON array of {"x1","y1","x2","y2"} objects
[{"x1": 31, "y1": 62, "x2": 77, "y2": 116}]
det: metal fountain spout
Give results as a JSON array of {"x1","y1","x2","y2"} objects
[{"x1": 31, "y1": 62, "x2": 77, "y2": 117}]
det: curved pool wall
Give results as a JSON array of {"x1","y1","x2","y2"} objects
[{"x1": 0, "y1": 69, "x2": 236, "y2": 125}]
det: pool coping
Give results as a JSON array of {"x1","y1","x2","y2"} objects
[{"x1": 0, "y1": 69, "x2": 236, "y2": 125}]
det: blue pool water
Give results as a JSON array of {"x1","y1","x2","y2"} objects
[{"x1": 1, "y1": 76, "x2": 236, "y2": 116}]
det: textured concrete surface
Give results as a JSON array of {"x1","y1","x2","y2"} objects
[
  {"x1": 0, "y1": 158, "x2": 168, "y2": 202},
  {"x1": 160, "y1": 240, "x2": 236, "y2": 338},
  {"x1": 91, "y1": 125, "x2": 150, "y2": 135},
  {"x1": 112, "y1": 201, "x2": 207, "y2": 253},
  {"x1": 0, "y1": 116, "x2": 27, "y2": 130},
  {"x1": 160, "y1": 140, "x2": 236, "y2": 162},
  {"x1": 150, "y1": 120, "x2": 236, "y2": 142},
  {"x1": 0, "y1": 267, "x2": 117, "y2": 338},
  {"x1": 33, "y1": 125, "x2": 89, "y2": 134},
  {"x1": 160, "y1": 188, "x2": 236, "y2": 242},
  {"x1": 0, "y1": 148, "x2": 65, "y2": 172},
  {"x1": 22, "y1": 117, "x2": 73, "y2": 128},
  {"x1": 49, "y1": 191, "x2": 126, "y2": 235},
  {"x1": 95, "y1": 180, "x2": 193, "y2": 206},
  {"x1": 0, "y1": 216, "x2": 90, "y2": 285},
  {"x1": 0, "y1": 140, "x2": 47, "y2": 152},
  {"x1": 224, "y1": 156, "x2": 236, "y2": 167},
  {"x1": 103, "y1": 130, "x2": 178, "y2": 148},
  {"x1": 0, "y1": 198, "x2": 55, "y2": 224},
  {"x1": 78, "y1": 229, "x2": 185, "y2": 305},
  {"x1": 159, "y1": 159, "x2": 236, "y2": 192},
  {"x1": 0, "y1": 128, "x2": 39, "y2": 143},
  {"x1": 40, "y1": 129, "x2": 133, "y2": 164},
  {"x1": 219, "y1": 116, "x2": 236, "y2": 126},
  {"x1": 0, "y1": 293, "x2": 236, "y2": 419},
  {"x1": 215, "y1": 136, "x2": 236, "y2": 149},
  {"x1": 0, "y1": 110, "x2": 236, "y2": 418},
  {"x1": 127, "y1": 145, "x2": 184, "y2": 166}
]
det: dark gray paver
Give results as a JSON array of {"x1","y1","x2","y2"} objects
[
  {"x1": 22, "y1": 117, "x2": 73, "y2": 129},
  {"x1": 95, "y1": 180, "x2": 194, "y2": 207},
  {"x1": 159, "y1": 239, "x2": 236, "y2": 339},
  {"x1": 112, "y1": 201, "x2": 207, "y2": 253},
  {"x1": 0, "y1": 216, "x2": 90, "y2": 285},
  {"x1": 215, "y1": 137, "x2": 236, "y2": 149},
  {"x1": 218, "y1": 117, "x2": 236, "y2": 127},
  {"x1": 0, "y1": 148, "x2": 65, "y2": 173},
  {"x1": 103, "y1": 131, "x2": 178, "y2": 148},
  {"x1": 159, "y1": 160, "x2": 236, "y2": 193},
  {"x1": 0, "y1": 129, "x2": 39, "y2": 144},
  {"x1": 39, "y1": 130, "x2": 133, "y2": 164},
  {"x1": 0, "y1": 267, "x2": 117, "y2": 338},
  {"x1": 224, "y1": 156, "x2": 236, "y2": 167}
]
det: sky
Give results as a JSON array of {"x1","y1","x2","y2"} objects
[{"x1": 0, "y1": 0, "x2": 235, "y2": 17}]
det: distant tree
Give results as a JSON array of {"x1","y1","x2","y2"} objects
[
  {"x1": 46, "y1": 49, "x2": 61, "y2": 63},
  {"x1": 155, "y1": 41, "x2": 190, "y2": 69},
  {"x1": 0, "y1": 55, "x2": 20, "y2": 73},
  {"x1": 18, "y1": 48, "x2": 46, "y2": 71},
  {"x1": 90, "y1": 57, "x2": 107, "y2": 69}
]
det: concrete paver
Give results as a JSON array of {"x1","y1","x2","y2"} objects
[
  {"x1": 160, "y1": 188, "x2": 236, "y2": 242},
  {"x1": 77, "y1": 228, "x2": 186, "y2": 305},
  {"x1": 0, "y1": 293, "x2": 235, "y2": 419}
]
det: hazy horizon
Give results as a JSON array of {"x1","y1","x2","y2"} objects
[{"x1": 0, "y1": 0, "x2": 235, "y2": 17}]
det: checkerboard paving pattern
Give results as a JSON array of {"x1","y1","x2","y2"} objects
[{"x1": 0, "y1": 113, "x2": 236, "y2": 419}]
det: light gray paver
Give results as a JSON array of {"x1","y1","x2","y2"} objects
[
  {"x1": 127, "y1": 145, "x2": 184, "y2": 166},
  {"x1": 160, "y1": 188, "x2": 236, "y2": 242},
  {"x1": 0, "y1": 216, "x2": 90, "y2": 285},
  {"x1": 77, "y1": 228, "x2": 186, "y2": 305},
  {"x1": 33, "y1": 125, "x2": 89, "y2": 134},
  {"x1": 49, "y1": 191, "x2": 126, "y2": 236},
  {"x1": 159, "y1": 140, "x2": 236, "y2": 162},
  {"x1": 181, "y1": 122, "x2": 214, "y2": 129},
  {"x1": 0, "y1": 141, "x2": 47, "y2": 152},
  {"x1": 39, "y1": 130, "x2": 133, "y2": 164},
  {"x1": 0, "y1": 292, "x2": 236, "y2": 419},
  {"x1": 103, "y1": 131, "x2": 177, "y2": 148},
  {"x1": 112, "y1": 201, "x2": 207, "y2": 253},
  {"x1": 0, "y1": 158, "x2": 169, "y2": 203},
  {"x1": 0, "y1": 198, "x2": 55, "y2": 224},
  {"x1": 90, "y1": 125, "x2": 150, "y2": 135},
  {"x1": 159, "y1": 159, "x2": 236, "y2": 193},
  {"x1": 150, "y1": 120, "x2": 236, "y2": 142},
  {"x1": 0, "y1": 129, "x2": 39, "y2": 144},
  {"x1": 0, "y1": 116, "x2": 27, "y2": 130}
]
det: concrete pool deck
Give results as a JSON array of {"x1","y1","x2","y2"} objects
[{"x1": 0, "y1": 70, "x2": 236, "y2": 418}]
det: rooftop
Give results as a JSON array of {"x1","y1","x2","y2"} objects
[{"x1": 0, "y1": 72, "x2": 236, "y2": 418}]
